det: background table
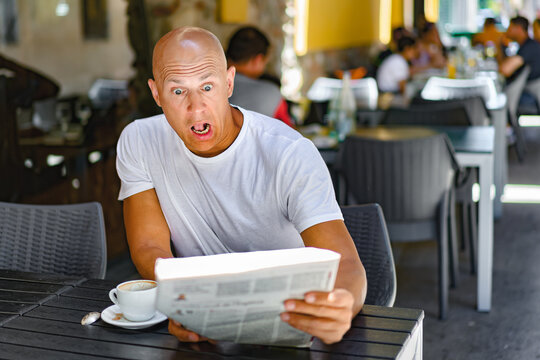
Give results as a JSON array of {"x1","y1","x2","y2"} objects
[{"x1": 0, "y1": 270, "x2": 424, "y2": 359}]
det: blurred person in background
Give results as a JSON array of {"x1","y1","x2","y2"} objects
[
  {"x1": 533, "y1": 18, "x2": 540, "y2": 43},
  {"x1": 372, "y1": 27, "x2": 415, "y2": 72},
  {"x1": 413, "y1": 22, "x2": 447, "y2": 69},
  {"x1": 376, "y1": 36, "x2": 418, "y2": 94},
  {"x1": 226, "y1": 26, "x2": 293, "y2": 127},
  {"x1": 473, "y1": 17, "x2": 506, "y2": 62},
  {"x1": 500, "y1": 16, "x2": 540, "y2": 81}
]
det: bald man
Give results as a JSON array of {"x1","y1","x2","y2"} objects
[{"x1": 116, "y1": 27, "x2": 366, "y2": 345}]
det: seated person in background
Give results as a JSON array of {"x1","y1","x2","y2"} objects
[
  {"x1": 373, "y1": 27, "x2": 415, "y2": 71},
  {"x1": 226, "y1": 26, "x2": 294, "y2": 127},
  {"x1": 376, "y1": 36, "x2": 418, "y2": 94},
  {"x1": 413, "y1": 22, "x2": 447, "y2": 69},
  {"x1": 533, "y1": 18, "x2": 540, "y2": 43},
  {"x1": 117, "y1": 26, "x2": 366, "y2": 345},
  {"x1": 473, "y1": 17, "x2": 506, "y2": 62},
  {"x1": 500, "y1": 16, "x2": 540, "y2": 81}
]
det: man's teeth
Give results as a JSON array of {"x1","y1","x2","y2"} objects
[{"x1": 192, "y1": 123, "x2": 210, "y2": 135}]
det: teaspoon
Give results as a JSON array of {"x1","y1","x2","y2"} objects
[{"x1": 81, "y1": 311, "x2": 101, "y2": 325}]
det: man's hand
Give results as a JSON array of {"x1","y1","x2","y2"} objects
[
  {"x1": 280, "y1": 288, "x2": 354, "y2": 344},
  {"x1": 168, "y1": 320, "x2": 213, "y2": 343}
]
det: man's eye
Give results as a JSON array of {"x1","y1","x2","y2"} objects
[
  {"x1": 173, "y1": 89, "x2": 183, "y2": 95},
  {"x1": 203, "y1": 84, "x2": 213, "y2": 91}
]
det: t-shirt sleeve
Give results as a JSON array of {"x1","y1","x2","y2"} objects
[
  {"x1": 390, "y1": 57, "x2": 410, "y2": 83},
  {"x1": 116, "y1": 122, "x2": 154, "y2": 200},
  {"x1": 277, "y1": 137, "x2": 343, "y2": 233},
  {"x1": 377, "y1": 55, "x2": 410, "y2": 92}
]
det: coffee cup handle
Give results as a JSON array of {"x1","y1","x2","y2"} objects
[{"x1": 109, "y1": 289, "x2": 119, "y2": 305}]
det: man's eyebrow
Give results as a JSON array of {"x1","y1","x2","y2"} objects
[
  {"x1": 164, "y1": 73, "x2": 216, "y2": 85},
  {"x1": 199, "y1": 72, "x2": 217, "y2": 81}
]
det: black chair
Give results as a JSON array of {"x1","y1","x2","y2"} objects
[
  {"x1": 0, "y1": 75, "x2": 24, "y2": 202},
  {"x1": 520, "y1": 72, "x2": 540, "y2": 115},
  {"x1": 383, "y1": 103, "x2": 479, "y2": 277},
  {"x1": 341, "y1": 204, "x2": 396, "y2": 307},
  {"x1": 504, "y1": 65, "x2": 530, "y2": 162},
  {"x1": 0, "y1": 202, "x2": 107, "y2": 279},
  {"x1": 410, "y1": 95, "x2": 490, "y2": 126},
  {"x1": 338, "y1": 133, "x2": 458, "y2": 319},
  {"x1": 382, "y1": 104, "x2": 471, "y2": 126}
]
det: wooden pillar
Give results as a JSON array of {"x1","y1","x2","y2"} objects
[{"x1": 126, "y1": 0, "x2": 160, "y2": 118}]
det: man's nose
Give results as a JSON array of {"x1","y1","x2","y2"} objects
[{"x1": 186, "y1": 91, "x2": 205, "y2": 113}]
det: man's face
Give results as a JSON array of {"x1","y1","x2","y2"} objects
[
  {"x1": 506, "y1": 23, "x2": 523, "y2": 42},
  {"x1": 403, "y1": 45, "x2": 418, "y2": 61},
  {"x1": 149, "y1": 39, "x2": 237, "y2": 157}
]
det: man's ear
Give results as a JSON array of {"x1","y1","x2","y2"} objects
[
  {"x1": 226, "y1": 66, "x2": 236, "y2": 98},
  {"x1": 254, "y1": 53, "x2": 266, "y2": 66},
  {"x1": 148, "y1": 78, "x2": 162, "y2": 107}
]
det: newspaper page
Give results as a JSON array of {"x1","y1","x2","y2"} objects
[{"x1": 154, "y1": 247, "x2": 340, "y2": 347}]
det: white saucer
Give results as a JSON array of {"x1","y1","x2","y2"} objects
[{"x1": 101, "y1": 305, "x2": 167, "y2": 330}]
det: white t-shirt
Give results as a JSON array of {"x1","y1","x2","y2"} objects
[
  {"x1": 376, "y1": 53, "x2": 410, "y2": 93},
  {"x1": 229, "y1": 73, "x2": 282, "y2": 117},
  {"x1": 116, "y1": 107, "x2": 343, "y2": 258}
]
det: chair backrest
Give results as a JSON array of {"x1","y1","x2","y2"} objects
[
  {"x1": 421, "y1": 76, "x2": 498, "y2": 108},
  {"x1": 341, "y1": 204, "x2": 396, "y2": 307},
  {"x1": 411, "y1": 95, "x2": 490, "y2": 126},
  {"x1": 339, "y1": 133, "x2": 456, "y2": 222},
  {"x1": 0, "y1": 75, "x2": 23, "y2": 202},
  {"x1": 307, "y1": 77, "x2": 379, "y2": 109},
  {"x1": 524, "y1": 75, "x2": 540, "y2": 107},
  {"x1": 505, "y1": 65, "x2": 531, "y2": 122},
  {"x1": 382, "y1": 104, "x2": 471, "y2": 126},
  {"x1": 0, "y1": 202, "x2": 107, "y2": 279}
]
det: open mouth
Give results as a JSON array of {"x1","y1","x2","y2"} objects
[{"x1": 191, "y1": 123, "x2": 210, "y2": 135}]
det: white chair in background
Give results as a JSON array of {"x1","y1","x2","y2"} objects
[
  {"x1": 307, "y1": 77, "x2": 379, "y2": 110},
  {"x1": 421, "y1": 76, "x2": 502, "y2": 109}
]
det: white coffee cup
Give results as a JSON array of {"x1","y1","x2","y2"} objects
[{"x1": 109, "y1": 279, "x2": 157, "y2": 322}]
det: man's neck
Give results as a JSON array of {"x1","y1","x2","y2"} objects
[
  {"x1": 219, "y1": 105, "x2": 244, "y2": 153},
  {"x1": 232, "y1": 63, "x2": 260, "y2": 79},
  {"x1": 517, "y1": 35, "x2": 529, "y2": 45}
]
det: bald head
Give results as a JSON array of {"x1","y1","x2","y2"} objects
[{"x1": 152, "y1": 27, "x2": 227, "y2": 84}]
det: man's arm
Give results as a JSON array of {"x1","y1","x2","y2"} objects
[
  {"x1": 123, "y1": 188, "x2": 173, "y2": 280},
  {"x1": 124, "y1": 188, "x2": 211, "y2": 343},
  {"x1": 499, "y1": 55, "x2": 524, "y2": 78},
  {"x1": 280, "y1": 220, "x2": 367, "y2": 344}
]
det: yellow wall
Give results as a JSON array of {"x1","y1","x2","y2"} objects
[
  {"x1": 303, "y1": 0, "x2": 377, "y2": 53},
  {"x1": 219, "y1": 0, "x2": 249, "y2": 23},
  {"x1": 424, "y1": 0, "x2": 439, "y2": 22},
  {"x1": 392, "y1": 0, "x2": 404, "y2": 28}
]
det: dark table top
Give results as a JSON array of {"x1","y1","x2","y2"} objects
[
  {"x1": 353, "y1": 126, "x2": 495, "y2": 154},
  {"x1": 314, "y1": 125, "x2": 494, "y2": 167},
  {"x1": 0, "y1": 270, "x2": 424, "y2": 359}
]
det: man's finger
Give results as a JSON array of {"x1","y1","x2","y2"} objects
[
  {"x1": 283, "y1": 299, "x2": 350, "y2": 319},
  {"x1": 303, "y1": 289, "x2": 354, "y2": 307},
  {"x1": 281, "y1": 312, "x2": 350, "y2": 344},
  {"x1": 168, "y1": 320, "x2": 203, "y2": 342}
]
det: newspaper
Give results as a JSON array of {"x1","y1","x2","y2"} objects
[{"x1": 154, "y1": 247, "x2": 340, "y2": 347}]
